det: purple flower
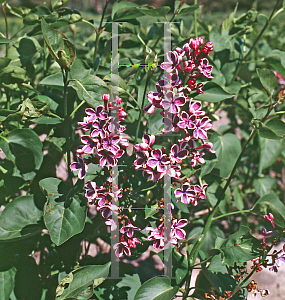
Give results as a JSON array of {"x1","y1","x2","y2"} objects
[
  {"x1": 113, "y1": 240, "x2": 131, "y2": 257},
  {"x1": 189, "y1": 100, "x2": 206, "y2": 117},
  {"x1": 162, "y1": 113, "x2": 180, "y2": 133},
  {"x1": 85, "y1": 105, "x2": 108, "y2": 121},
  {"x1": 174, "y1": 183, "x2": 196, "y2": 205},
  {"x1": 170, "y1": 144, "x2": 189, "y2": 164},
  {"x1": 142, "y1": 167, "x2": 157, "y2": 182},
  {"x1": 70, "y1": 155, "x2": 88, "y2": 179},
  {"x1": 128, "y1": 236, "x2": 140, "y2": 248},
  {"x1": 163, "y1": 94, "x2": 187, "y2": 114},
  {"x1": 193, "y1": 116, "x2": 212, "y2": 140},
  {"x1": 189, "y1": 150, "x2": 205, "y2": 167},
  {"x1": 120, "y1": 220, "x2": 141, "y2": 238},
  {"x1": 101, "y1": 136, "x2": 120, "y2": 152},
  {"x1": 264, "y1": 213, "x2": 275, "y2": 228},
  {"x1": 85, "y1": 181, "x2": 98, "y2": 202},
  {"x1": 97, "y1": 149, "x2": 117, "y2": 167},
  {"x1": 261, "y1": 227, "x2": 273, "y2": 244},
  {"x1": 81, "y1": 135, "x2": 99, "y2": 154},
  {"x1": 134, "y1": 151, "x2": 149, "y2": 170},
  {"x1": 78, "y1": 116, "x2": 93, "y2": 132},
  {"x1": 134, "y1": 134, "x2": 155, "y2": 151},
  {"x1": 170, "y1": 219, "x2": 187, "y2": 245},
  {"x1": 105, "y1": 218, "x2": 117, "y2": 231},
  {"x1": 160, "y1": 51, "x2": 182, "y2": 72},
  {"x1": 197, "y1": 58, "x2": 213, "y2": 79},
  {"x1": 178, "y1": 111, "x2": 196, "y2": 130},
  {"x1": 269, "y1": 245, "x2": 285, "y2": 272},
  {"x1": 146, "y1": 224, "x2": 164, "y2": 249},
  {"x1": 91, "y1": 119, "x2": 107, "y2": 139},
  {"x1": 147, "y1": 149, "x2": 170, "y2": 173}
]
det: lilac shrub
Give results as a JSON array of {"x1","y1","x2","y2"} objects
[{"x1": 71, "y1": 37, "x2": 215, "y2": 257}]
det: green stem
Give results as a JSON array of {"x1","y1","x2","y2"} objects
[
  {"x1": 230, "y1": 0, "x2": 282, "y2": 84},
  {"x1": 48, "y1": 112, "x2": 63, "y2": 121},
  {"x1": 93, "y1": 0, "x2": 110, "y2": 66},
  {"x1": 212, "y1": 209, "x2": 251, "y2": 221},
  {"x1": 62, "y1": 69, "x2": 72, "y2": 186},
  {"x1": 194, "y1": 0, "x2": 198, "y2": 37},
  {"x1": 0, "y1": 135, "x2": 9, "y2": 143},
  {"x1": 69, "y1": 99, "x2": 85, "y2": 119},
  {"x1": 2, "y1": 2, "x2": 9, "y2": 57},
  {"x1": 5, "y1": 89, "x2": 10, "y2": 110},
  {"x1": 229, "y1": 268, "x2": 256, "y2": 299},
  {"x1": 134, "y1": 71, "x2": 152, "y2": 145}
]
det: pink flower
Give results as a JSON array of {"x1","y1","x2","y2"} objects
[
  {"x1": 264, "y1": 213, "x2": 275, "y2": 228},
  {"x1": 113, "y1": 240, "x2": 131, "y2": 257},
  {"x1": 105, "y1": 218, "x2": 117, "y2": 231},
  {"x1": 120, "y1": 219, "x2": 141, "y2": 238},
  {"x1": 174, "y1": 183, "x2": 196, "y2": 205},
  {"x1": 170, "y1": 219, "x2": 187, "y2": 245}
]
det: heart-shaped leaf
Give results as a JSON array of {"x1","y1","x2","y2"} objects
[
  {"x1": 40, "y1": 178, "x2": 87, "y2": 245},
  {"x1": 0, "y1": 195, "x2": 43, "y2": 240}
]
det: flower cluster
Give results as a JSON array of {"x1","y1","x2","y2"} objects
[
  {"x1": 145, "y1": 37, "x2": 213, "y2": 115},
  {"x1": 113, "y1": 219, "x2": 141, "y2": 257},
  {"x1": 135, "y1": 37, "x2": 215, "y2": 206},
  {"x1": 70, "y1": 94, "x2": 128, "y2": 179},
  {"x1": 146, "y1": 218, "x2": 188, "y2": 249},
  {"x1": 134, "y1": 134, "x2": 185, "y2": 181},
  {"x1": 247, "y1": 280, "x2": 270, "y2": 297}
]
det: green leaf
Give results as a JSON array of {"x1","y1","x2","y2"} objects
[
  {"x1": 103, "y1": 74, "x2": 128, "y2": 92},
  {"x1": 0, "y1": 65, "x2": 29, "y2": 91},
  {"x1": 258, "y1": 137, "x2": 285, "y2": 173},
  {"x1": 258, "y1": 119, "x2": 285, "y2": 139},
  {"x1": 56, "y1": 262, "x2": 110, "y2": 300},
  {"x1": 0, "y1": 267, "x2": 16, "y2": 300},
  {"x1": 148, "y1": 109, "x2": 163, "y2": 135},
  {"x1": 31, "y1": 115, "x2": 62, "y2": 125},
  {"x1": 0, "y1": 37, "x2": 12, "y2": 44},
  {"x1": 145, "y1": 203, "x2": 159, "y2": 219},
  {"x1": 0, "y1": 57, "x2": 11, "y2": 69},
  {"x1": 213, "y1": 226, "x2": 261, "y2": 267},
  {"x1": 233, "y1": 185, "x2": 244, "y2": 211},
  {"x1": 8, "y1": 37, "x2": 41, "y2": 68},
  {"x1": 177, "y1": 5, "x2": 199, "y2": 16},
  {"x1": 192, "y1": 82, "x2": 233, "y2": 103},
  {"x1": 0, "y1": 128, "x2": 43, "y2": 180},
  {"x1": 264, "y1": 49, "x2": 285, "y2": 78},
  {"x1": 41, "y1": 19, "x2": 75, "y2": 70},
  {"x1": 70, "y1": 59, "x2": 91, "y2": 81},
  {"x1": 6, "y1": 5, "x2": 31, "y2": 18},
  {"x1": 212, "y1": 133, "x2": 241, "y2": 178},
  {"x1": 40, "y1": 72, "x2": 64, "y2": 88},
  {"x1": 113, "y1": 2, "x2": 144, "y2": 21},
  {"x1": 254, "y1": 176, "x2": 276, "y2": 197},
  {"x1": 256, "y1": 68, "x2": 277, "y2": 97},
  {"x1": 40, "y1": 178, "x2": 87, "y2": 245},
  {"x1": 111, "y1": 1, "x2": 138, "y2": 19},
  {"x1": 137, "y1": 6, "x2": 171, "y2": 17},
  {"x1": 71, "y1": 75, "x2": 110, "y2": 109},
  {"x1": 208, "y1": 253, "x2": 228, "y2": 274},
  {"x1": 193, "y1": 268, "x2": 243, "y2": 300},
  {"x1": 0, "y1": 195, "x2": 43, "y2": 240},
  {"x1": 251, "y1": 193, "x2": 285, "y2": 228},
  {"x1": 117, "y1": 273, "x2": 141, "y2": 300},
  {"x1": 133, "y1": 276, "x2": 179, "y2": 300}
]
